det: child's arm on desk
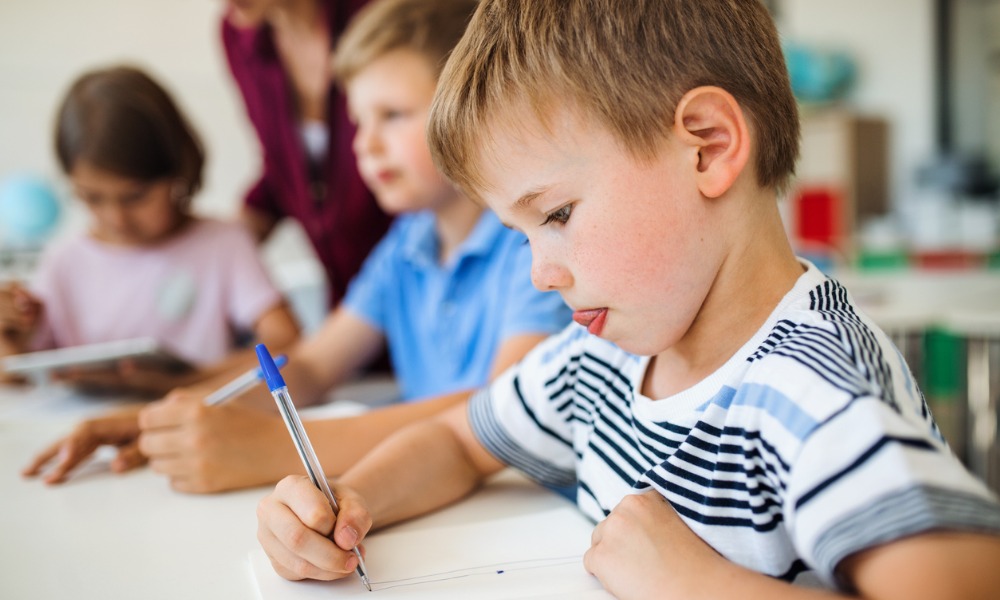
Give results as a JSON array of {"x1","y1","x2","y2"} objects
[
  {"x1": 20, "y1": 302, "x2": 300, "y2": 482},
  {"x1": 21, "y1": 405, "x2": 146, "y2": 483},
  {"x1": 130, "y1": 306, "x2": 386, "y2": 492},
  {"x1": 132, "y1": 316, "x2": 549, "y2": 494},
  {"x1": 137, "y1": 389, "x2": 470, "y2": 494},
  {"x1": 256, "y1": 399, "x2": 506, "y2": 581},
  {"x1": 583, "y1": 491, "x2": 1000, "y2": 600}
]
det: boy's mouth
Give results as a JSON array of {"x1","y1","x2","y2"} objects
[
  {"x1": 572, "y1": 308, "x2": 607, "y2": 336},
  {"x1": 374, "y1": 169, "x2": 397, "y2": 184}
]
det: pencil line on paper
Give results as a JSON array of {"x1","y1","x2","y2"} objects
[{"x1": 368, "y1": 555, "x2": 582, "y2": 591}]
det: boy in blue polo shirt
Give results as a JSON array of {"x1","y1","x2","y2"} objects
[{"x1": 25, "y1": 0, "x2": 569, "y2": 494}]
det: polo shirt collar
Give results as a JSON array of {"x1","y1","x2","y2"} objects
[{"x1": 400, "y1": 210, "x2": 506, "y2": 269}]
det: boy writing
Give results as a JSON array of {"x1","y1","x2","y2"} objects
[
  {"x1": 24, "y1": 0, "x2": 570, "y2": 493},
  {"x1": 257, "y1": 0, "x2": 1000, "y2": 597}
]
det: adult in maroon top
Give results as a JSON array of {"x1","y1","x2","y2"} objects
[{"x1": 221, "y1": 0, "x2": 391, "y2": 307}]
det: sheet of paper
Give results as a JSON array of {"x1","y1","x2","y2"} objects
[{"x1": 249, "y1": 475, "x2": 614, "y2": 599}]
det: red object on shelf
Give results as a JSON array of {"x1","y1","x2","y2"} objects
[
  {"x1": 911, "y1": 249, "x2": 986, "y2": 270},
  {"x1": 792, "y1": 186, "x2": 844, "y2": 249}
]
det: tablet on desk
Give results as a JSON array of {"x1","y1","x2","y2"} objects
[{"x1": 1, "y1": 337, "x2": 193, "y2": 377}]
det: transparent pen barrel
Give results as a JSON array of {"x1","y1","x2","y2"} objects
[
  {"x1": 272, "y1": 387, "x2": 339, "y2": 508},
  {"x1": 270, "y1": 386, "x2": 370, "y2": 587}
]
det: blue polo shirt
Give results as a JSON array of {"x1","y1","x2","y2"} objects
[{"x1": 343, "y1": 210, "x2": 570, "y2": 401}]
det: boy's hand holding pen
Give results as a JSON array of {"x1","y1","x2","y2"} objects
[
  {"x1": 255, "y1": 344, "x2": 373, "y2": 589},
  {"x1": 258, "y1": 472, "x2": 374, "y2": 584}
]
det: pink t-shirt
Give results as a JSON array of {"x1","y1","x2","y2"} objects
[{"x1": 30, "y1": 219, "x2": 283, "y2": 366}]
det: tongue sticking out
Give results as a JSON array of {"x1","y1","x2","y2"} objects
[{"x1": 573, "y1": 308, "x2": 607, "y2": 336}]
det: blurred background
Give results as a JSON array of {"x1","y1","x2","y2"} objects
[
  {"x1": 0, "y1": 0, "x2": 327, "y2": 330},
  {"x1": 1, "y1": 0, "x2": 997, "y2": 269},
  {"x1": 0, "y1": 0, "x2": 999, "y2": 488}
]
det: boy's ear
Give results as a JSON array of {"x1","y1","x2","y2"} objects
[{"x1": 672, "y1": 86, "x2": 751, "y2": 199}]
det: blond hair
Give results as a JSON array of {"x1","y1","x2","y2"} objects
[
  {"x1": 429, "y1": 0, "x2": 800, "y2": 197},
  {"x1": 333, "y1": 0, "x2": 478, "y2": 85}
]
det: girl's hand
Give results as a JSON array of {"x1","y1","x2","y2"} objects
[
  {"x1": 0, "y1": 283, "x2": 42, "y2": 352},
  {"x1": 21, "y1": 407, "x2": 146, "y2": 484},
  {"x1": 257, "y1": 475, "x2": 372, "y2": 581}
]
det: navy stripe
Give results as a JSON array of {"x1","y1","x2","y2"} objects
[
  {"x1": 646, "y1": 466, "x2": 785, "y2": 518},
  {"x1": 577, "y1": 480, "x2": 610, "y2": 517},
  {"x1": 647, "y1": 470, "x2": 784, "y2": 530},
  {"x1": 591, "y1": 423, "x2": 644, "y2": 473},
  {"x1": 580, "y1": 351, "x2": 634, "y2": 390},
  {"x1": 696, "y1": 422, "x2": 793, "y2": 475},
  {"x1": 513, "y1": 375, "x2": 572, "y2": 448},
  {"x1": 588, "y1": 441, "x2": 639, "y2": 487},
  {"x1": 796, "y1": 436, "x2": 937, "y2": 509},
  {"x1": 772, "y1": 559, "x2": 810, "y2": 583}
]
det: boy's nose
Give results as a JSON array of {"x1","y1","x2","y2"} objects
[
  {"x1": 530, "y1": 256, "x2": 572, "y2": 292},
  {"x1": 352, "y1": 125, "x2": 382, "y2": 157}
]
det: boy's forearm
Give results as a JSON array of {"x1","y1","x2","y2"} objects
[
  {"x1": 691, "y1": 532, "x2": 1000, "y2": 600},
  {"x1": 309, "y1": 390, "x2": 471, "y2": 477},
  {"x1": 702, "y1": 568, "x2": 850, "y2": 600},
  {"x1": 339, "y1": 416, "x2": 490, "y2": 529}
]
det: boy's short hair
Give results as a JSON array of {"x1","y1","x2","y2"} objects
[
  {"x1": 332, "y1": 0, "x2": 478, "y2": 85},
  {"x1": 428, "y1": 0, "x2": 800, "y2": 198},
  {"x1": 55, "y1": 65, "x2": 204, "y2": 208}
]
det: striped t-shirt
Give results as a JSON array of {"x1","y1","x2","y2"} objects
[{"x1": 469, "y1": 261, "x2": 1000, "y2": 589}]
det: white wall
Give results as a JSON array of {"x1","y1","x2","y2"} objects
[
  {"x1": 0, "y1": 0, "x2": 258, "y2": 219},
  {"x1": 0, "y1": 0, "x2": 951, "y2": 233}
]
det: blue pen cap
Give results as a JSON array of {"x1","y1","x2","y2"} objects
[
  {"x1": 255, "y1": 354, "x2": 288, "y2": 378},
  {"x1": 255, "y1": 344, "x2": 287, "y2": 391}
]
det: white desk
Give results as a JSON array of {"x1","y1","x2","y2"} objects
[
  {"x1": 0, "y1": 385, "x2": 265, "y2": 599},
  {"x1": 0, "y1": 384, "x2": 598, "y2": 600}
]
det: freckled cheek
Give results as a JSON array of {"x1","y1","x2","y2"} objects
[{"x1": 570, "y1": 228, "x2": 647, "y2": 289}]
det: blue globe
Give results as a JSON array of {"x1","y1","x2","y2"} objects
[
  {"x1": 0, "y1": 174, "x2": 62, "y2": 245},
  {"x1": 784, "y1": 43, "x2": 857, "y2": 104}
]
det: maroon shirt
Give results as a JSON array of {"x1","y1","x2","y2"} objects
[{"x1": 221, "y1": 0, "x2": 391, "y2": 307}]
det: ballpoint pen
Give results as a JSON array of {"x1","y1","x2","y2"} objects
[
  {"x1": 203, "y1": 354, "x2": 287, "y2": 406},
  {"x1": 255, "y1": 343, "x2": 372, "y2": 591}
]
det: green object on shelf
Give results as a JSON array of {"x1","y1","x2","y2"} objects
[
  {"x1": 856, "y1": 249, "x2": 910, "y2": 271},
  {"x1": 922, "y1": 328, "x2": 965, "y2": 401},
  {"x1": 921, "y1": 328, "x2": 967, "y2": 455},
  {"x1": 987, "y1": 250, "x2": 1000, "y2": 270}
]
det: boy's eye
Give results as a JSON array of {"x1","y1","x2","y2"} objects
[{"x1": 541, "y1": 203, "x2": 573, "y2": 226}]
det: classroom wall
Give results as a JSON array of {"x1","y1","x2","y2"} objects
[
  {"x1": 0, "y1": 0, "x2": 942, "y2": 244},
  {"x1": 0, "y1": 0, "x2": 254, "y2": 219}
]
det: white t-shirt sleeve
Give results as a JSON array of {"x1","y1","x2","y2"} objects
[
  {"x1": 781, "y1": 385, "x2": 1000, "y2": 586},
  {"x1": 468, "y1": 325, "x2": 585, "y2": 487}
]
